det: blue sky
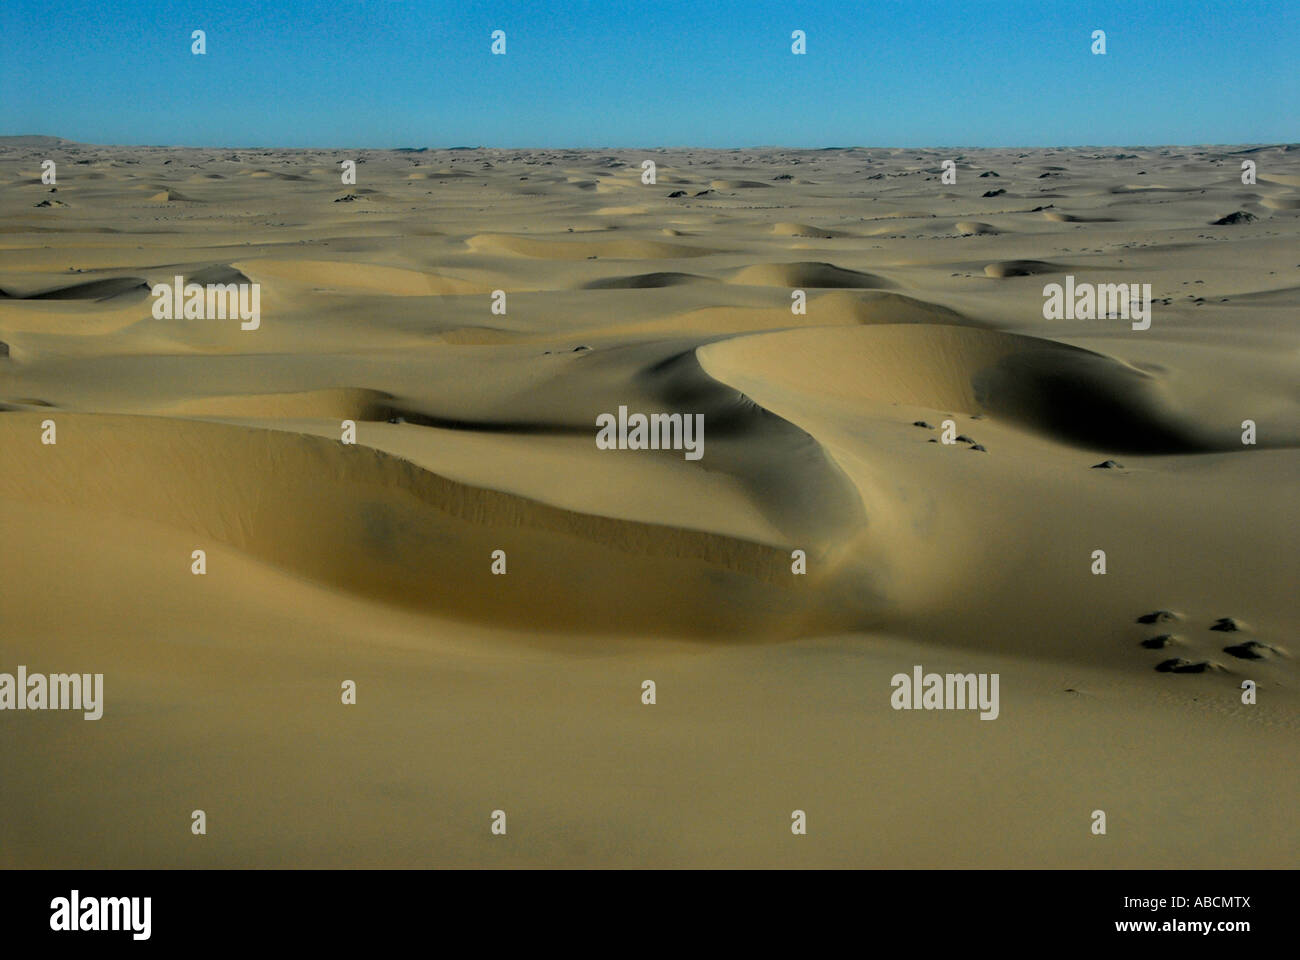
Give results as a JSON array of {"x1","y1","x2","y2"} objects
[{"x1": 2, "y1": 0, "x2": 1295, "y2": 147}]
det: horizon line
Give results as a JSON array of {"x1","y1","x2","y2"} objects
[{"x1": 2, "y1": 135, "x2": 1296, "y2": 153}]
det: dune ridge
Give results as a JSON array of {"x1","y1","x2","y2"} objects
[{"x1": 0, "y1": 413, "x2": 881, "y2": 636}]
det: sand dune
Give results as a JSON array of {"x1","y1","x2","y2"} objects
[
  {"x1": 983, "y1": 259, "x2": 1063, "y2": 278},
  {"x1": 701, "y1": 324, "x2": 1247, "y2": 453},
  {"x1": 582, "y1": 271, "x2": 711, "y2": 289},
  {"x1": 0, "y1": 275, "x2": 150, "y2": 300},
  {"x1": 1043, "y1": 211, "x2": 1117, "y2": 223},
  {"x1": 1, "y1": 140, "x2": 1296, "y2": 869},
  {"x1": 145, "y1": 189, "x2": 200, "y2": 202},
  {"x1": 769, "y1": 222, "x2": 850, "y2": 238},
  {"x1": 728, "y1": 261, "x2": 895, "y2": 289},
  {"x1": 155, "y1": 386, "x2": 395, "y2": 420},
  {"x1": 1261, "y1": 194, "x2": 1300, "y2": 210},
  {"x1": 467, "y1": 232, "x2": 716, "y2": 260},
  {"x1": 594, "y1": 205, "x2": 650, "y2": 216},
  {"x1": 237, "y1": 258, "x2": 488, "y2": 296},
  {"x1": 0, "y1": 413, "x2": 872, "y2": 636},
  {"x1": 955, "y1": 220, "x2": 1000, "y2": 235}
]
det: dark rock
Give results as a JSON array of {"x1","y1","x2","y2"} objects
[
  {"x1": 1137, "y1": 610, "x2": 1179, "y2": 624},
  {"x1": 1211, "y1": 211, "x2": 1256, "y2": 225},
  {"x1": 1223, "y1": 641, "x2": 1268, "y2": 660}
]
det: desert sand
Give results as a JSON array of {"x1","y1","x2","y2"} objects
[{"x1": 1, "y1": 137, "x2": 1296, "y2": 867}]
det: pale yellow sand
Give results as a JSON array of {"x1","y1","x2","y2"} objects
[{"x1": 1, "y1": 139, "x2": 1297, "y2": 867}]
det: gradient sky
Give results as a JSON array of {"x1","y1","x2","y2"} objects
[{"x1": 2, "y1": 0, "x2": 1296, "y2": 148}]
